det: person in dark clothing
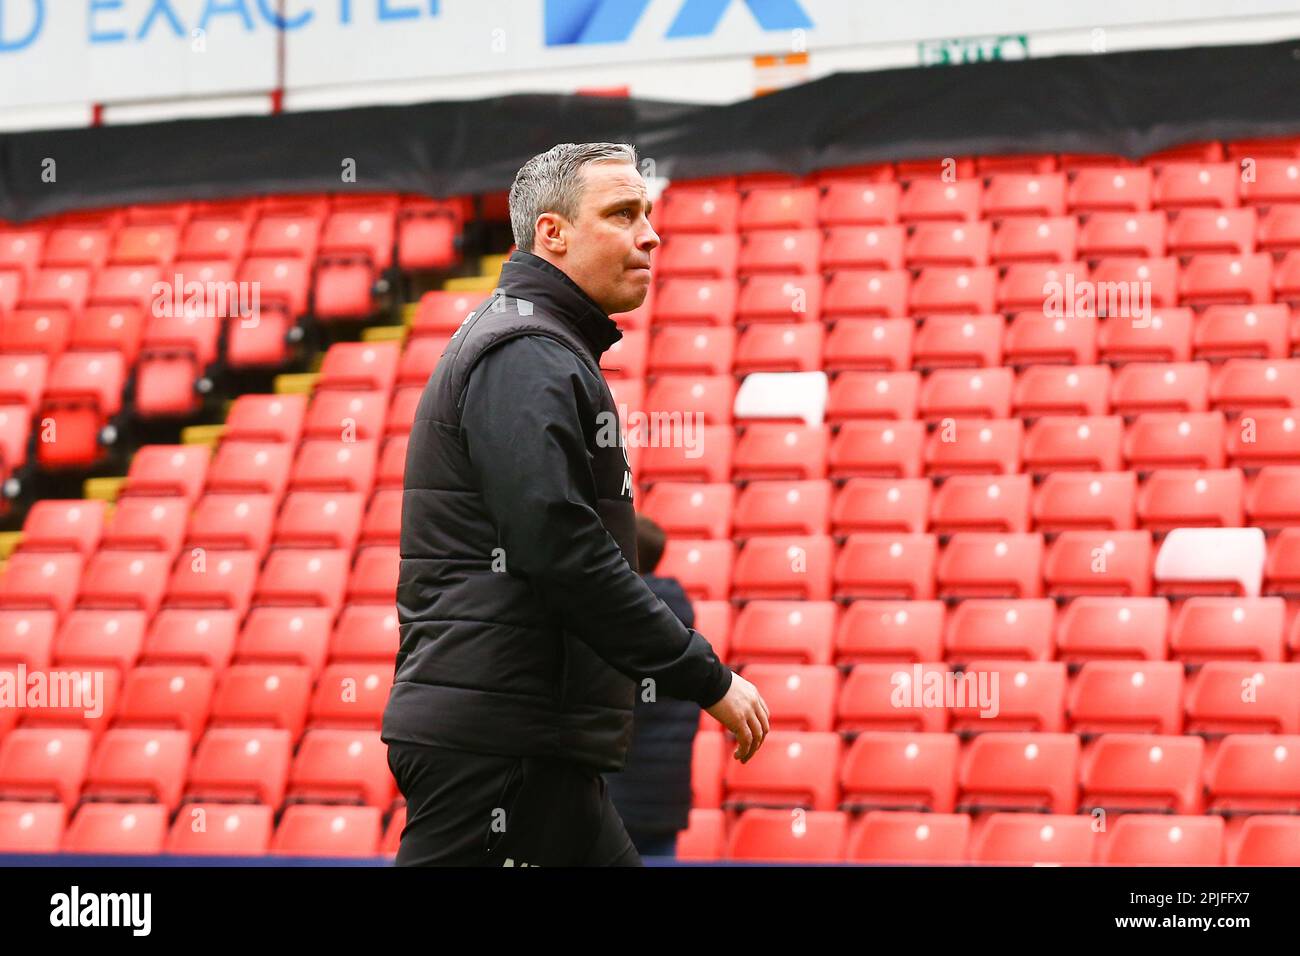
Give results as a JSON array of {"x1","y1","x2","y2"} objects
[
  {"x1": 381, "y1": 142, "x2": 770, "y2": 867},
  {"x1": 605, "y1": 514, "x2": 703, "y2": 859}
]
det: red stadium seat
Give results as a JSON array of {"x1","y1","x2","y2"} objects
[
  {"x1": 0, "y1": 609, "x2": 57, "y2": 670},
  {"x1": 723, "y1": 731, "x2": 841, "y2": 811},
  {"x1": 948, "y1": 660, "x2": 1066, "y2": 733},
  {"x1": 1124, "y1": 412, "x2": 1226, "y2": 470},
  {"x1": 818, "y1": 181, "x2": 899, "y2": 225},
  {"x1": 1111, "y1": 361, "x2": 1209, "y2": 415},
  {"x1": 905, "y1": 222, "x2": 991, "y2": 268},
  {"x1": 909, "y1": 267, "x2": 996, "y2": 315},
  {"x1": 1230, "y1": 815, "x2": 1300, "y2": 866},
  {"x1": 936, "y1": 533, "x2": 1044, "y2": 599},
  {"x1": 1247, "y1": 466, "x2": 1300, "y2": 527},
  {"x1": 52, "y1": 608, "x2": 146, "y2": 672},
  {"x1": 1054, "y1": 596, "x2": 1170, "y2": 662},
  {"x1": 347, "y1": 546, "x2": 399, "y2": 604},
  {"x1": 1240, "y1": 158, "x2": 1300, "y2": 205},
  {"x1": 969, "y1": 813, "x2": 1097, "y2": 865},
  {"x1": 63, "y1": 803, "x2": 168, "y2": 855},
  {"x1": 271, "y1": 805, "x2": 381, "y2": 857},
  {"x1": 652, "y1": 278, "x2": 737, "y2": 326},
  {"x1": 308, "y1": 662, "x2": 390, "y2": 730},
  {"x1": 657, "y1": 234, "x2": 739, "y2": 279},
  {"x1": 638, "y1": 424, "x2": 733, "y2": 484},
  {"x1": 166, "y1": 804, "x2": 273, "y2": 856},
  {"x1": 1090, "y1": 257, "x2": 1178, "y2": 311},
  {"x1": 210, "y1": 664, "x2": 311, "y2": 741},
  {"x1": 1068, "y1": 167, "x2": 1152, "y2": 213},
  {"x1": 836, "y1": 663, "x2": 949, "y2": 734},
  {"x1": 944, "y1": 599, "x2": 1054, "y2": 662},
  {"x1": 1180, "y1": 253, "x2": 1273, "y2": 306},
  {"x1": 0, "y1": 728, "x2": 93, "y2": 807},
  {"x1": 657, "y1": 540, "x2": 734, "y2": 602},
  {"x1": 726, "y1": 808, "x2": 847, "y2": 863},
  {"x1": 273, "y1": 491, "x2": 365, "y2": 552},
  {"x1": 641, "y1": 482, "x2": 734, "y2": 540},
  {"x1": 676, "y1": 809, "x2": 726, "y2": 862},
  {"x1": 1004, "y1": 312, "x2": 1096, "y2": 367},
  {"x1": 1212, "y1": 358, "x2": 1300, "y2": 411},
  {"x1": 1068, "y1": 660, "x2": 1185, "y2": 736},
  {"x1": 1154, "y1": 162, "x2": 1239, "y2": 210},
  {"x1": 1186, "y1": 661, "x2": 1300, "y2": 735},
  {"x1": 1101, "y1": 814, "x2": 1224, "y2": 865},
  {"x1": 918, "y1": 367, "x2": 1013, "y2": 420},
  {"x1": 729, "y1": 601, "x2": 836, "y2": 666},
  {"x1": 116, "y1": 665, "x2": 214, "y2": 746},
  {"x1": 18, "y1": 499, "x2": 107, "y2": 555},
  {"x1": 1079, "y1": 733, "x2": 1203, "y2": 814},
  {"x1": 0, "y1": 552, "x2": 84, "y2": 616},
  {"x1": 732, "y1": 480, "x2": 830, "y2": 537},
  {"x1": 166, "y1": 550, "x2": 258, "y2": 617},
  {"x1": 738, "y1": 187, "x2": 819, "y2": 230},
  {"x1": 237, "y1": 607, "x2": 333, "y2": 676},
  {"x1": 898, "y1": 180, "x2": 981, "y2": 223},
  {"x1": 186, "y1": 493, "x2": 276, "y2": 557},
  {"x1": 820, "y1": 225, "x2": 904, "y2": 271},
  {"x1": 1078, "y1": 211, "x2": 1166, "y2": 259},
  {"x1": 186, "y1": 727, "x2": 291, "y2": 807},
  {"x1": 828, "y1": 420, "x2": 925, "y2": 479},
  {"x1": 102, "y1": 496, "x2": 189, "y2": 554},
  {"x1": 221, "y1": 393, "x2": 307, "y2": 444},
  {"x1": 847, "y1": 810, "x2": 969, "y2": 864},
  {"x1": 739, "y1": 664, "x2": 838, "y2": 731},
  {"x1": 1033, "y1": 471, "x2": 1137, "y2": 532},
  {"x1": 290, "y1": 439, "x2": 379, "y2": 495},
  {"x1": 1207, "y1": 734, "x2": 1300, "y2": 814},
  {"x1": 738, "y1": 229, "x2": 820, "y2": 276},
  {"x1": 142, "y1": 609, "x2": 238, "y2": 670},
  {"x1": 1168, "y1": 209, "x2": 1256, "y2": 256},
  {"x1": 1044, "y1": 530, "x2": 1153, "y2": 597},
  {"x1": 0, "y1": 801, "x2": 65, "y2": 853},
  {"x1": 330, "y1": 605, "x2": 399, "y2": 664},
  {"x1": 736, "y1": 273, "x2": 822, "y2": 323},
  {"x1": 823, "y1": 318, "x2": 912, "y2": 372},
  {"x1": 958, "y1": 732, "x2": 1080, "y2": 814},
  {"x1": 830, "y1": 477, "x2": 930, "y2": 535},
  {"x1": 1227, "y1": 409, "x2": 1300, "y2": 469},
  {"x1": 822, "y1": 270, "x2": 909, "y2": 319},
  {"x1": 924, "y1": 419, "x2": 1023, "y2": 477},
  {"x1": 410, "y1": 291, "x2": 479, "y2": 335},
  {"x1": 991, "y1": 216, "x2": 1077, "y2": 264},
  {"x1": 288, "y1": 730, "x2": 393, "y2": 808},
  {"x1": 658, "y1": 188, "x2": 740, "y2": 233},
  {"x1": 834, "y1": 533, "x2": 937, "y2": 600},
  {"x1": 1137, "y1": 468, "x2": 1244, "y2": 531},
  {"x1": 82, "y1": 728, "x2": 190, "y2": 809},
  {"x1": 834, "y1": 600, "x2": 945, "y2": 664},
  {"x1": 826, "y1": 371, "x2": 919, "y2": 422},
  {"x1": 733, "y1": 323, "x2": 824, "y2": 374},
  {"x1": 840, "y1": 732, "x2": 958, "y2": 813},
  {"x1": 930, "y1": 475, "x2": 1031, "y2": 534},
  {"x1": 731, "y1": 535, "x2": 833, "y2": 601}
]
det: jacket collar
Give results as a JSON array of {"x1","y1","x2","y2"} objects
[{"x1": 496, "y1": 251, "x2": 624, "y2": 359}]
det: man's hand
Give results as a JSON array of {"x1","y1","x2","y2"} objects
[{"x1": 704, "y1": 671, "x2": 771, "y2": 763}]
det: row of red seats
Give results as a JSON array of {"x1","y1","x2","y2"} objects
[
  {"x1": 619, "y1": 415, "x2": 1300, "y2": 484},
  {"x1": 656, "y1": 163, "x2": 1300, "y2": 233},
  {"x1": 657, "y1": 597, "x2": 1300, "y2": 665},
  {"x1": 602, "y1": 256, "x2": 1300, "y2": 316},
  {"x1": 641, "y1": 529, "x2": 1295, "y2": 601},
  {"x1": 657, "y1": 206, "x2": 1300, "y2": 262},
  {"x1": 678, "y1": 808, "x2": 1296, "y2": 865},
  {"x1": 592, "y1": 310, "x2": 1300, "y2": 378},
  {"x1": 643, "y1": 471, "x2": 1297, "y2": 536},
  {"x1": 0, "y1": 656, "x2": 390, "y2": 742},
  {"x1": 689, "y1": 730, "x2": 1300, "y2": 816},
  {"x1": 700, "y1": 661, "x2": 1300, "y2": 734},
  {"x1": 0, "y1": 724, "x2": 390, "y2": 811},
  {"x1": 0, "y1": 800, "x2": 400, "y2": 858},
  {"x1": 0, "y1": 603, "x2": 392, "y2": 674}
]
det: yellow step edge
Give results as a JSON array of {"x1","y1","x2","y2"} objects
[
  {"x1": 0, "y1": 531, "x2": 23, "y2": 561},
  {"x1": 83, "y1": 476, "x2": 127, "y2": 502},
  {"x1": 361, "y1": 325, "x2": 407, "y2": 343},
  {"x1": 442, "y1": 274, "x2": 498, "y2": 293},
  {"x1": 275, "y1": 372, "x2": 319, "y2": 395},
  {"x1": 310, "y1": 352, "x2": 325, "y2": 373},
  {"x1": 182, "y1": 424, "x2": 226, "y2": 447},
  {"x1": 479, "y1": 253, "x2": 509, "y2": 276}
]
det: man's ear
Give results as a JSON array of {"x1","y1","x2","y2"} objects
[{"x1": 535, "y1": 212, "x2": 567, "y2": 255}]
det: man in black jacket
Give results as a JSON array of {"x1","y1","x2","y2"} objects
[
  {"x1": 605, "y1": 514, "x2": 703, "y2": 859},
  {"x1": 382, "y1": 142, "x2": 770, "y2": 866}
]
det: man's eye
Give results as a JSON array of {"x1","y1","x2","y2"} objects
[{"x1": 618, "y1": 208, "x2": 634, "y2": 219}]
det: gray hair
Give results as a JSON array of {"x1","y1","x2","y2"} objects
[{"x1": 509, "y1": 142, "x2": 639, "y2": 253}]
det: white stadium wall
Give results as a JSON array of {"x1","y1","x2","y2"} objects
[{"x1": 1, "y1": 0, "x2": 1300, "y2": 131}]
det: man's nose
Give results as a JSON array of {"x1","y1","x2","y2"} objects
[{"x1": 638, "y1": 219, "x2": 661, "y2": 253}]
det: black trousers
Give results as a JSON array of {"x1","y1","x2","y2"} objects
[{"x1": 387, "y1": 740, "x2": 643, "y2": 867}]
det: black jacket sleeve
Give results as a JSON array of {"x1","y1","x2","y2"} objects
[{"x1": 458, "y1": 334, "x2": 733, "y2": 709}]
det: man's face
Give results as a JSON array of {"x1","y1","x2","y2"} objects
[{"x1": 535, "y1": 160, "x2": 659, "y2": 316}]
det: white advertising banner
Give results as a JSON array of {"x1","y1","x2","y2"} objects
[{"x1": 1, "y1": 0, "x2": 1297, "y2": 110}]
